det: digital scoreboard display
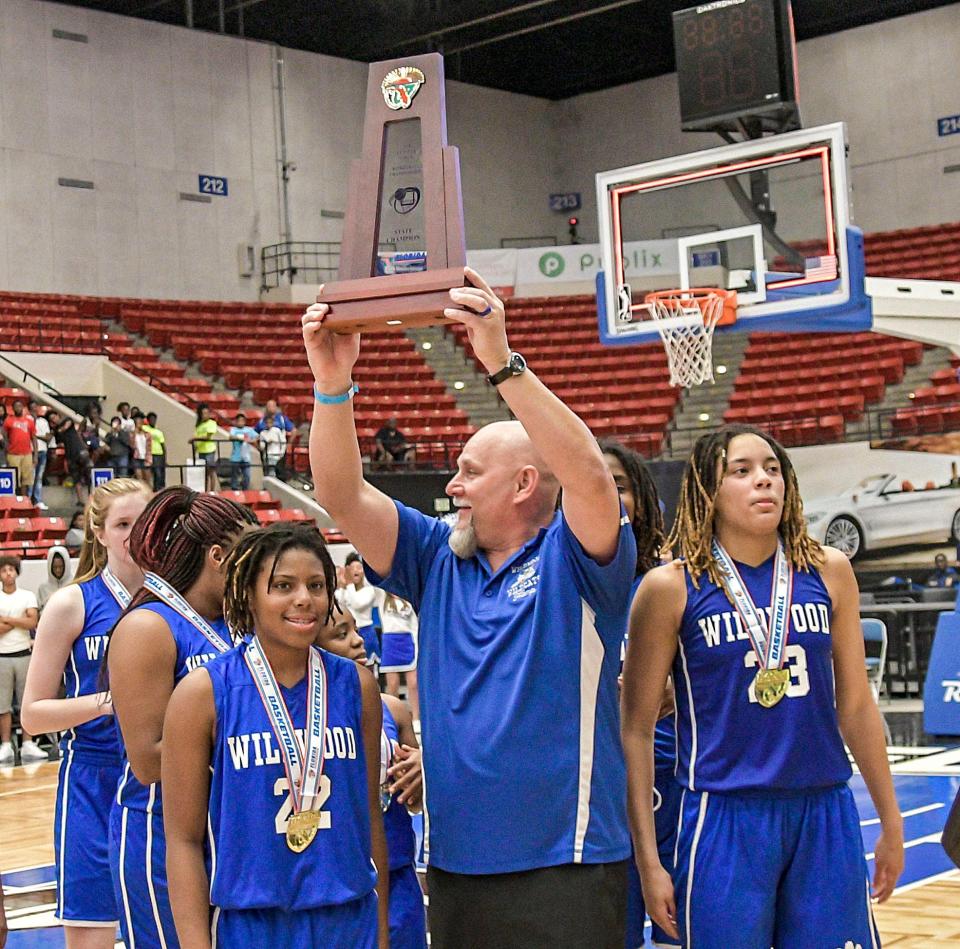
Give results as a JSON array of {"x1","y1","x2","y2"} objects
[{"x1": 673, "y1": 0, "x2": 800, "y2": 132}]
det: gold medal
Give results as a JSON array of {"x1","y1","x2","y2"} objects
[
  {"x1": 286, "y1": 809, "x2": 321, "y2": 853},
  {"x1": 754, "y1": 668, "x2": 790, "y2": 708}
]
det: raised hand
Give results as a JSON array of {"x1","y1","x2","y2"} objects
[
  {"x1": 301, "y1": 294, "x2": 361, "y2": 393},
  {"x1": 443, "y1": 267, "x2": 510, "y2": 374}
]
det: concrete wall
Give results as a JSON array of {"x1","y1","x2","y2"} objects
[
  {"x1": 0, "y1": 1, "x2": 956, "y2": 300},
  {"x1": 561, "y1": 5, "x2": 960, "y2": 241}
]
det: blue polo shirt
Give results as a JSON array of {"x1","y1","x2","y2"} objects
[{"x1": 366, "y1": 499, "x2": 636, "y2": 874}]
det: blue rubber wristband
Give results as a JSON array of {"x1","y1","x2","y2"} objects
[{"x1": 313, "y1": 382, "x2": 359, "y2": 405}]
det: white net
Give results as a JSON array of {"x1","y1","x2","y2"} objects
[{"x1": 648, "y1": 291, "x2": 726, "y2": 388}]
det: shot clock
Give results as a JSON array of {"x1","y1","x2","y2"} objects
[{"x1": 673, "y1": 0, "x2": 801, "y2": 134}]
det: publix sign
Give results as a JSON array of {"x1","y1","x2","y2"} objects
[{"x1": 519, "y1": 240, "x2": 678, "y2": 285}]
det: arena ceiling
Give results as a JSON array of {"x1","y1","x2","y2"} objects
[{"x1": 62, "y1": 0, "x2": 960, "y2": 100}]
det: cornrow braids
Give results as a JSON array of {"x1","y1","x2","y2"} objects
[
  {"x1": 599, "y1": 438, "x2": 665, "y2": 577},
  {"x1": 223, "y1": 523, "x2": 337, "y2": 639},
  {"x1": 125, "y1": 486, "x2": 258, "y2": 610},
  {"x1": 73, "y1": 478, "x2": 153, "y2": 584},
  {"x1": 667, "y1": 424, "x2": 824, "y2": 597}
]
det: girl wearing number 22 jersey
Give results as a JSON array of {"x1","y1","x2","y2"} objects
[
  {"x1": 162, "y1": 524, "x2": 389, "y2": 949},
  {"x1": 621, "y1": 425, "x2": 903, "y2": 949}
]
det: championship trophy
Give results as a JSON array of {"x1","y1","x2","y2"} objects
[{"x1": 317, "y1": 52, "x2": 467, "y2": 332}]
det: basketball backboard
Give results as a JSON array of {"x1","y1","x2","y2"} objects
[{"x1": 596, "y1": 122, "x2": 872, "y2": 345}]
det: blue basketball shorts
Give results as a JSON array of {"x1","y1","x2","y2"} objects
[
  {"x1": 54, "y1": 751, "x2": 122, "y2": 924},
  {"x1": 389, "y1": 863, "x2": 427, "y2": 949},
  {"x1": 109, "y1": 802, "x2": 179, "y2": 949},
  {"x1": 381, "y1": 632, "x2": 416, "y2": 673},
  {"x1": 211, "y1": 890, "x2": 378, "y2": 948},
  {"x1": 673, "y1": 783, "x2": 880, "y2": 949},
  {"x1": 359, "y1": 624, "x2": 381, "y2": 666},
  {"x1": 625, "y1": 771, "x2": 683, "y2": 949}
]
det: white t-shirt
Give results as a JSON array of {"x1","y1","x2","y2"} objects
[
  {"x1": 0, "y1": 587, "x2": 38, "y2": 653},
  {"x1": 376, "y1": 589, "x2": 419, "y2": 636},
  {"x1": 259, "y1": 426, "x2": 287, "y2": 463},
  {"x1": 34, "y1": 415, "x2": 50, "y2": 454},
  {"x1": 337, "y1": 582, "x2": 378, "y2": 628}
]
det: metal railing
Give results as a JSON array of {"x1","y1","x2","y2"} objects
[
  {"x1": 866, "y1": 398, "x2": 960, "y2": 444},
  {"x1": 260, "y1": 241, "x2": 341, "y2": 290}
]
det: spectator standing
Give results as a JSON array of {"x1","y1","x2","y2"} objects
[
  {"x1": 0, "y1": 403, "x2": 7, "y2": 468},
  {"x1": 143, "y1": 412, "x2": 166, "y2": 490},
  {"x1": 190, "y1": 403, "x2": 220, "y2": 492},
  {"x1": 105, "y1": 417, "x2": 132, "y2": 477},
  {"x1": 374, "y1": 417, "x2": 416, "y2": 467},
  {"x1": 337, "y1": 552, "x2": 381, "y2": 670},
  {"x1": 303, "y1": 268, "x2": 636, "y2": 948},
  {"x1": 258, "y1": 412, "x2": 287, "y2": 478},
  {"x1": 117, "y1": 402, "x2": 134, "y2": 433},
  {"x1": 31, "y1": 407, "x2": 52, "y2": 510},
  {"x1": 255, "y1": 398, "x2": 296, "y2": 480},
  {"x1": 3, "y1": 400, "x2": 36, "y2": 496},
  {"x1": 49, "y1": 413, "x2": 92, "y2": 504},
  {"x1": 228, "y1": 412, "x2": 258, "y2": 491},
  {"x1": 131, "y1": 414, "x2": 152, "y2": 485},
  {"x1": 926, "y1": 553, "x2": 958, "y2": 588},
  {"x1": 0, "y1": 556, "x2": 46, "y2": 763},
  {"x1": 37, "y1": 546, "x2": 72, "y2": 612}
]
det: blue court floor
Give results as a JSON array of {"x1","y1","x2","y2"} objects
[{"x1": 5, "y1": 770, "x2": 958, "y2": 947}]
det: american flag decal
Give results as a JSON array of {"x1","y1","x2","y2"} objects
[{"x1": 804, "y1": 254, "x2": 838, "y2": 281}]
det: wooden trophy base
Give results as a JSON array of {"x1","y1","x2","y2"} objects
[{"x1": 317, "y1": 267, "x2": 469, "y2": 334}]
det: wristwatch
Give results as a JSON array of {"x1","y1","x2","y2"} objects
[{"x1": 487, "y1": 352, "x2": 527, "y2": 387}]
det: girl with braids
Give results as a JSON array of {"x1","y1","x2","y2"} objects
[
  {"x1": 21, "y1": 478, "x2": 150, "y2": 949},
  {"x1": 162, "y1": 524, "x2": 388, "y2": 948},
  {"x1": 621, "y1": 425, "x2": 903, "y2": 948},
  {"x1": 107, "y1": 487, "x2": 257, "y2": 949},
  {"x1": 318, "y1": 602, "x2": 427, "y2": 949},
  {"x1": 599, "y1": 440, "x2": 679, "y2": 949}
]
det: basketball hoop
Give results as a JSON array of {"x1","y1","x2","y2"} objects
[{"x1": 644, "y1": 288, "x2": 737, "y2": 388}]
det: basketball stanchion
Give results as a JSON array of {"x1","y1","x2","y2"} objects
[{"x1": 644, "y1": 287, "x2": 737, "y2": 388}]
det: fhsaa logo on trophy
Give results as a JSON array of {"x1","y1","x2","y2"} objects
[{"x1": 381, "y1": 67, "x2": 425, "y2": 110}]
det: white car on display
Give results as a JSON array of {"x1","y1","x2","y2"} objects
[{"x1": 804, "y1": 473, "x2": 960, "y2": 560}]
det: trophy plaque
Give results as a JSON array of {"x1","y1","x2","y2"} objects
[{"x1": 318, "y1": 53, "x2": 467, "y2": 333}]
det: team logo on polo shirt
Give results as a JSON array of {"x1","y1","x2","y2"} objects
[{"x1": 507, "y1": 557, "x2": 540, "y2": 603}]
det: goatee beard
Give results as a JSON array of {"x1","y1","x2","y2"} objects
[{"x1": 448, "y1": 520, "x2": 479, "y2": 559}]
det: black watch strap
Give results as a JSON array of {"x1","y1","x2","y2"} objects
[{"x1": 487, "y1": 352, "x2": 526, "y2": 387}]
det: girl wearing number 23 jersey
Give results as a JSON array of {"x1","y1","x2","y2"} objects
[{"x1": 621, "y1": 425, "x2": 903, "y2": 949}]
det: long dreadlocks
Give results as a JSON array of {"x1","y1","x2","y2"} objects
[
  {"x1": 223, "y1": 523, "x2": 337, "y2": 639},
  {"x1": 667, "y1": 424, "x2": 823, "y2": 595},
  {"x1": 599, "y1": 438, "x2": 665, "y2": 577}
]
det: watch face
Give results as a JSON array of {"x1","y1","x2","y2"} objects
[{"x1": 509, "y1": 352, "x2": 526, "y2": 374}]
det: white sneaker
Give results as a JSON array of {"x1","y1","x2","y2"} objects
[
  {"x1": 19, "y1": 740, "x2": 47, "y2": 762},
  {"x1": 0, "y1": 742, "x2": 13, "y2": 765},
  {"x1": 37, "y1": 501, "x2": 49, "y2": 511}
]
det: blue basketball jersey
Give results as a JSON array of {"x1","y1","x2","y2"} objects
[
  {"x1": 61, "y1": 574, "x2": 126, "y2": 762},
  {"x1": 382, "y1": 700, "x2": 416, "y2": 871},
  {"x1": 115, "y1": 601, "x2": 230, "y2": 812},
  {"x1": 673, "y1": 554, "x2": 851, "y2": 792},
  {"x1": 205, "y1": 644, "x2": 376, "y2": 911}
]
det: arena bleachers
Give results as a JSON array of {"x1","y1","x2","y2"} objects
[
  {"x1": 727, "y1": 332, "x2": 924, "y2": 447},
  {"x1": 0, "y1": 219, "x2": 958, "y2": 468},
  {"x1": 449, "y1": 297, "x2": 677, "y2": 458}
]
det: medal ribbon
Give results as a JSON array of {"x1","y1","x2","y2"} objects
[
  {"x1": 244, "y1": 638, "x2": 327, "y2": 813},
  {"x1": 142, "y1": 572, "x2": 232, "y2": 654},
  {"x1": 101, "y1": 566, "x2": 132, "y2": 609},
  {"x1": 712, "y1": 538, "x2": 793, "y2": 670}
]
